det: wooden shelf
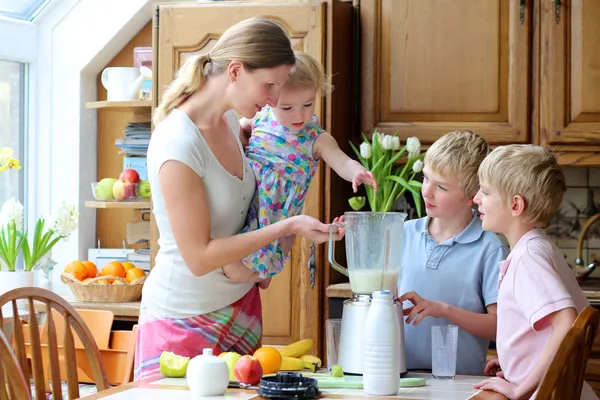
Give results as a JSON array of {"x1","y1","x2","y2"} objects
[
  {"x1": 85, "y1": 100, "x2": 152, "y2": 110},
  {"x1": 85, "y1": 200, "x2": 151, "y2": 209}
]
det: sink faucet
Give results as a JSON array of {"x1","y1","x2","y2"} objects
[{"x1": 574, "y1": 213, "x2": 600, "y2": 281}]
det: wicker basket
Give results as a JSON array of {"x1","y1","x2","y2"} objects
[{"x1": 60, "y1": 273, "x2": 146, "y2": 303}]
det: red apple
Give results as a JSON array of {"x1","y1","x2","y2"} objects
[
  {"x1": 233, "y1": 355, "x2": 263, "y2": 385},
  {"x1": 119, "y1": 169, "x2": 140, "y2": 184},
  {"x1": 113, "y1": 181, "x2": 137, "y2": 200}
]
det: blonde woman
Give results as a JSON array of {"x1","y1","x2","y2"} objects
[{"x1": 135, "y1": 18, "x2": 341, "y2": 380}]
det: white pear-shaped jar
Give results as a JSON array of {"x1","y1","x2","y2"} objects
[{"x1": 186, "y1": 348, "x2": 230, "y2": 396}]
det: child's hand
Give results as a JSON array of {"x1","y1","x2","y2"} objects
[
  {"x1": 473, "y1": 377, "x2": 517, "y2": 399},
  {"x1": 399, "y1": 291, "x2": 446, "y2": 326},
  {"x1": 484, "y1": 358, "x2": 503, "y2": 378},
  {"x1": 352, "y1": 170, "x2": 378, "y2": 193},
  {"x1": 258, "y1": 277, "x2": 272, "y2": 290}
]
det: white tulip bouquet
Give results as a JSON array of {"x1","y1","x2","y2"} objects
[{"x1": 348, "y1": 131, "x2": 425, "y2": 214}]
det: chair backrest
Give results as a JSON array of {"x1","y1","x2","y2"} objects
[
  {"x1": 536, "y1": 326, "x2": 587, "y2": 400},
  {"x1": 0, "y1": 328, "x2": 31, "y2": 400},
  {"x1": 573, "y1": 306, "x2": 600, "y2": 364},
  {"x1": 0, "y1": 287, "x2": 109, "y2": 400}
]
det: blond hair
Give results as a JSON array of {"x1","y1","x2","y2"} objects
[
  {"x1": 424, "y1": 130, "x2": 489, "y2": 198},
  {"x1": 153, "y1": 17, "x2": 295, "y2": 126},
  {"x1": 478, "y1": 144, "x2": 565, "y2": 228},
  {"x1": 286, "y1": 51, "x2": 331, "y2": 96}
]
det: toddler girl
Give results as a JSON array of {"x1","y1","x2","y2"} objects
[{"x1": 223, "y1": 51, "x2": 376, "y2": 284}]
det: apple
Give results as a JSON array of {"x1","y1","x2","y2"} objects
[
  {"x1": 95, "y1": 178, "x2": 117, "y2": 200},
  {"x1": 119, "y1": 169, "x2": 140, "y2": 184},
  {"x1": 233, "y1": 355, "x2": 263, "y2": 385},
  {"x1": 113, "y1": 180, "x2": 137, "y2": 200},
  {"x1": 218, "y1": 352, "x2": 242, "y2": 381},
  {"x1": 138, "y1": 180, "x2": 151, "y2": 198}
]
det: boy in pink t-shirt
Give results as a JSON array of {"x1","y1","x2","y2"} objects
[{"x1": 472, "y1": 144, "x2": 596, "y2": 400}]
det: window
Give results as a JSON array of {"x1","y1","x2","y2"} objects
[
  {"x1": 0, "y1": 59, "x2": 26, "y2": 207},
  {"x1": 0, "y1": 0, "x2": 51, "y2": 21}
]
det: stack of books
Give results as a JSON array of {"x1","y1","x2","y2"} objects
[{"x1": 116, "y1": 122, "x2": 151, "y2": 180}]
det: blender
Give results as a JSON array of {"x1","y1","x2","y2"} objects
[{"x1": 328, "y1": 212, "x2": 407, "y2": 376}]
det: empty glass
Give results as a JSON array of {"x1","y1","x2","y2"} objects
[{"x1": 431, "y1": 325, "x2": 458, "y2": 379}]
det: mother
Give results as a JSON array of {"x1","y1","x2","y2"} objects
[{"x1": 135, "y1": 17, "x2": 336, "y2": 379}]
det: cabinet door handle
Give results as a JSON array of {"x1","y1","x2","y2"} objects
[
  {"x1": 519, "y1": 0, "x2": 526, "y2": 24},
  {"x1": 553, "y1": 0, "x2": 562, "y2": 24},
  {"x1": 308, "y1": 242, "x2": 316, "y2": 289}
]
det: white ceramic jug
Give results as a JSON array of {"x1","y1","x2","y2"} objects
[
  {"x1": 101, "y1": 66, "x2": 152, "y2": 101},
  {"x1": 186, "y1": 348, "x2": 230, "y2": 396}
]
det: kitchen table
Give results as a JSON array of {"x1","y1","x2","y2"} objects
[{"x1": 81, "y1": 373, "x2": 509, "y2": 399}]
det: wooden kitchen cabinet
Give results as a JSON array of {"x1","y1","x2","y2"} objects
[
  {"x1": 152, "y1": 0, "x2": 356, "y2": 354},
  {"x1": 537, "y1": 0, "x2": 600, "y2": 164},
  {"x1": 360, "y1": 0, "x2": 531, "y2": 145},
  {"x1": 360, "y1": 0, "x2": 600, "y2": 164}
]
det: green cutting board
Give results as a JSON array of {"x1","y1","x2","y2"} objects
[{"x1": 301, "y1": 373, "x2": 427, "y2": 389}]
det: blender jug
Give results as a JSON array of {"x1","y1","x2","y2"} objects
[{"x1": 329, "y1": 212, "x2": 406, "y2": 293}]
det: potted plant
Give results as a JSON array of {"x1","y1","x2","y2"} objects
[
  {"x1": 348, "y1": 131, "x2": 425, "y2": 216},
  {"x1": 0, "y1": 147, "x2": 78, "y2": 296}
]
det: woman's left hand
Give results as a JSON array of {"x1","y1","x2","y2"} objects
[
  {"x1": 473, "y1": 377, "x2": 518, "y2": 399},
  {"x1": 352, "y1": 170, "x2": 378, "y2": 193}
]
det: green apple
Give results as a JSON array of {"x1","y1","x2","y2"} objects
[
  {"x1": 96, "y1": 178, "x2": 117, "y2": 200},
  {"x1": 138, "y1": 180, "x2": 151, "y2": 198},
  {"x1": 159, "y1": 351, "x2": 190, "y2": 378},
  {"x1": 218, "y1": 351, "x2": 242, "y2": 381}
]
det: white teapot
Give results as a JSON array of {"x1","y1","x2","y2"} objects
[
  {"x1": 101, "y1": 66, "x2": 152, "y2": 101},
  {"x1": 186, "y1": 348, "x2": 230, "y2": 396}
]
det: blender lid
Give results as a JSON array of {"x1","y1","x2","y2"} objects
[{"x1": 258, "y1": 372, "x2": 320, "y2": 399}]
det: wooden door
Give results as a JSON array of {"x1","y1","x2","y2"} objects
[
  {"x1": 539, "y1": 0, "x2": 600, "y2": 149},
  {"x1": 154, "y1": 2, "x2": 325, "y2": 347},
  {"x1": 360, "y1": 0, "x2": 531, "y2": 144}
]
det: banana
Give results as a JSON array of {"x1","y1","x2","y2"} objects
[
  {"x1": 277, "y1": 339, "x2": 314, "y2": 358},
  {"x1": 300, "y1": 354, "x2": 322, "y2": 373},
  {"x1": 280, "y1": 356, "x2": 305, "y2": 371}
]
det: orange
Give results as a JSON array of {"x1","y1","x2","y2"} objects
[
  {"x1": 82, "y1": 261, "x2": 97, "y2": 278},
  {"x1": 64, "y1": 261, "x2": 87, "y2": 281},
  {"x1": 100, "y1": 261, "x2": 126, "y2": 278},
  {"x1": 122, "y1": 262, "x2": 136, "y2": 272},
  {"x1": 125, "y1": 267, "x2": 146, "y2": 283},
  {"x1": 253, "y1": 346, "x2": 282, "y2": 375}
]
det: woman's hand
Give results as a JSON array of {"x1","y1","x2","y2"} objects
[
  {"x1": 287, "y1": 215, "x2": 343, "y2": 244},
  {"x1": 399, "y1": 291, "x2": 447, "y2": 326},
  {"x1": 473, "y1": 377, "x2": 518, "y2": 399},
  {"x1": 484, "y1": 358, "x2": 504, "y2": 378}
]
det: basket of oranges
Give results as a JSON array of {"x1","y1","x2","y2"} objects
[{"x1": 61, "y1": 260, "x2": 147, "y2": 303}]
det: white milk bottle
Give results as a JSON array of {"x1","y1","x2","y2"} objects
[{"x1": 363, "y1": 290, "x2": 400, "y2": 396}]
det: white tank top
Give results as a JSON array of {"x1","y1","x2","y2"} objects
[{"x1": 143, "y1": 108, "x2": 255, "y2": 318}]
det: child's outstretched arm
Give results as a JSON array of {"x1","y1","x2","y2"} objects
[
  {"x1": 473, "y1": 307, "x2": 577, "y2": 399},
  {"x1": 313, "y1": 132, "x2": 377, "y2": 192},
  {"x1": 399, "y1": 291, "x2": 497, "y2": 341}
]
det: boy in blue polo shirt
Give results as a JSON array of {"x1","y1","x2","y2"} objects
[{"x1": 398, "y1": 130, "x2": 508, "y2": 375}]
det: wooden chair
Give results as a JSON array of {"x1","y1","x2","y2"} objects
[
  {"x1": 0, "y1": 328, "x2": 31, "y2": 400},
  {"x1": 574, "y1": 306, "x2": 600, "y2": 366},
  {"x1": 0, "y1": 287, "x2": 109, "y2": 400},
  {"x1": 537, "y1": 326, "x2": 587, "y2": 399}
]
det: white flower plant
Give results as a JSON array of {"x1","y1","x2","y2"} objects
[
  {"x1": 0, "y1": 199, "x2": 79, "y2": 272},
  {"x1": 349, "y1": 131, "x2": 425, "y2": 215}
]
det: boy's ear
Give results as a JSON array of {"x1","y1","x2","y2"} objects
[{"x1": 510, "y1": 194, "x2": 526, "y2": 217}]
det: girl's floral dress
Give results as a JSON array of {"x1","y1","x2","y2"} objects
[{"x1": 241, "y1": 105, "x2": 321, "y2": 278}]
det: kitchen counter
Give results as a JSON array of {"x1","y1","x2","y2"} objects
[{"x1": 34, "y1": 297, "x2": 140, "y2": 322}]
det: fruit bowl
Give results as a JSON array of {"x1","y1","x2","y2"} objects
[
  {"x1": 91, "y1": 182, "x2": 140, "y2": 201},
  {"x1": 61, "y1": 273, "x2": 146, "y2": 302}
]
